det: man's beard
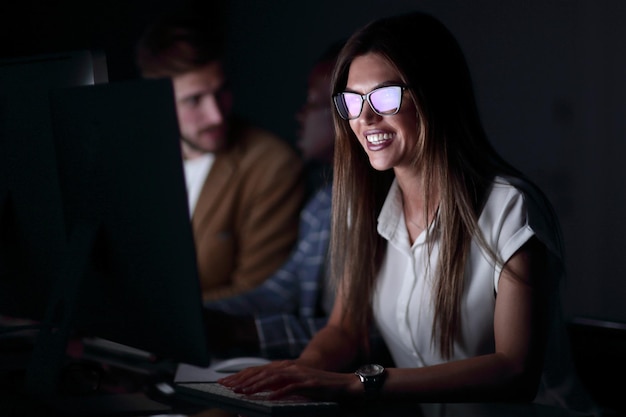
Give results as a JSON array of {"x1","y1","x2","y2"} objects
[
  {"x1": 180, "y1": 125, "x2": 228, "y2": 154},
  {"x1": 180, "y1": 134, "x2": 211, "y2": 153}
]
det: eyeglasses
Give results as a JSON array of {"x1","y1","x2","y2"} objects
[{"x1": 333, "y1": 85, "x2": 408, "y2": 120}]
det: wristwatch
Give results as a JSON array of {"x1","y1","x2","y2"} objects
[{"x1": 355, "y1": 364, "x2": 386, "y2": 398}]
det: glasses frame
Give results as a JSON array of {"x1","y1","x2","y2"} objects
[{"x1": 333, "y1": 85, "x2": 408, "y2": 120}]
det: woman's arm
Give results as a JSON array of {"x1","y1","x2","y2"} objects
[
  {"x1": 296, "y1": 295, "x2": 363, "y2": 371},
  {"x1": 220, "y1": 238, "x2": 551, "y2": 402},
  {"x1": 218, "y1": 285, "x2": 365, "y2": 397}
]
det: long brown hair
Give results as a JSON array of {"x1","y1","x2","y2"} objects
[{"x1": 330, "y1": 12, "x2": 528, "y2": 358}]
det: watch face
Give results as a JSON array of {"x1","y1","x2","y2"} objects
[{"x1": 357, "y1": 364, "x2": 384, "y2": 377}]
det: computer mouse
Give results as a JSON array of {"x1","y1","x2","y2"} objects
[{"x1": 210, "y1": 356, "x2": 271, "y2": 373}]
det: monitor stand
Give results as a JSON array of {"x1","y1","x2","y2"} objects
[{"x1": 22, "y1": 222, "x2": 172, "y2": 416}]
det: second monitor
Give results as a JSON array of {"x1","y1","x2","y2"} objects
[{"x1": 24, "y1": 78, "x2": 211, "y2": 412}]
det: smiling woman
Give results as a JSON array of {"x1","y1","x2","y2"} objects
[{"x1": 217, "y1": 11, "x2": 598, "y2": 416}]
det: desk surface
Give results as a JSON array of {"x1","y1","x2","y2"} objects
[
  {"x1": 0, "y1": 345, "x2": 594, "y2": 417},
  {"x1": 181, "y1": 401, "x2": 591, "y2": 417},
  {"x1": 0, "y1": 380, "x2": 592, "y2": 417}
]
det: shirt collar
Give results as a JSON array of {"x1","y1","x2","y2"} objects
[{"x1": 377, "y1": 179, "x2": 431, "y2": 248}]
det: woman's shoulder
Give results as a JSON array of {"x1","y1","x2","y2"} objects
[
  {"x1": 489, "y1": 175, "x2": 564, "y2": 261},
  {"x1": 481, "y1": 176, "x2": 528, "y2": 217},
  {"x1": 489, "y1": 176, "x2": 553, "y2": 213}
]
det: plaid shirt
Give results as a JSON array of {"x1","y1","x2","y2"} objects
[{"x1": 206, "y1": 184, "x2": 332, "y2": 358}]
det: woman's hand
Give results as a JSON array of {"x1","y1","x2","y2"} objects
[{"x1": 217, "y1": 360, "x2": 361, "y2": 401}]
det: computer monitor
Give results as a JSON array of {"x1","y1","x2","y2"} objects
[
  {"x1": 0, "y1": 53, "x2": 210, "y2": 414},
  {"x1": 0, "y1": 50, "x2": 107, "y2": 323},
  {"x1": 47, "y1": 77, "x2": 210, "y2": 367}
]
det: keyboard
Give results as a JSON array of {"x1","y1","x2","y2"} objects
[{"x1": 175, "y1": 381, "x2": 339, "y2": 416}]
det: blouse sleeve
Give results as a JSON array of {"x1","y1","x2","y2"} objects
[{"x1": 478, "y1": 180, "x2": 536, "y2": 292}]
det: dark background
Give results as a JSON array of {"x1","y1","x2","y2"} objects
[{"x1": 2, "y1": 0, "x2": 625, "y2": 323}]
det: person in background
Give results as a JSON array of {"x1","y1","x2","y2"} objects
[
  {"x1": 295, "y1": 44, "x2": 340, "y2": 199},
  {"x1": 135, "y1": 11, "x2": 304, "y2": 301},
  {"x1": 219, "y1": 11, "x2": 597, "y2": 415},
  {"x1": 202, "y1": 41, "x2": 347, "y2": 360}
]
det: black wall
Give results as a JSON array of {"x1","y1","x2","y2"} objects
[{"x1": 3, "y1": 0, "x2": 625, "y2": 323}]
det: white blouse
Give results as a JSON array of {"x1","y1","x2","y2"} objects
[{"x1": 372, "y1": 176, "x2": 594, "y2": 411}]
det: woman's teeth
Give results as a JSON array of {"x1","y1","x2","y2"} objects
[{"x1": 366, "y1": 133, "x2": 393, "y2": 145}]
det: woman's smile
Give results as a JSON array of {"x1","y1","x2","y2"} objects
[{"x1": 365, "y1": 130, "x2": 395, "y2": 151}]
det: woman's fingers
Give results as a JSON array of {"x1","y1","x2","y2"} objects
[
  {"x1": 218, "y1": 360, "x2": 294, "y2": 390},
  {"x1": 218, "y1": 361, "x2": 353, "y2": 401}
]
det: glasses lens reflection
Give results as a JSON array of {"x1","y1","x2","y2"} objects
[
  {"x1": 370, "y1": 86, "x2": 401, "y2": 115},
  {"x1": 334, "y1": 86, "x2": 404, "y2": 120}
]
